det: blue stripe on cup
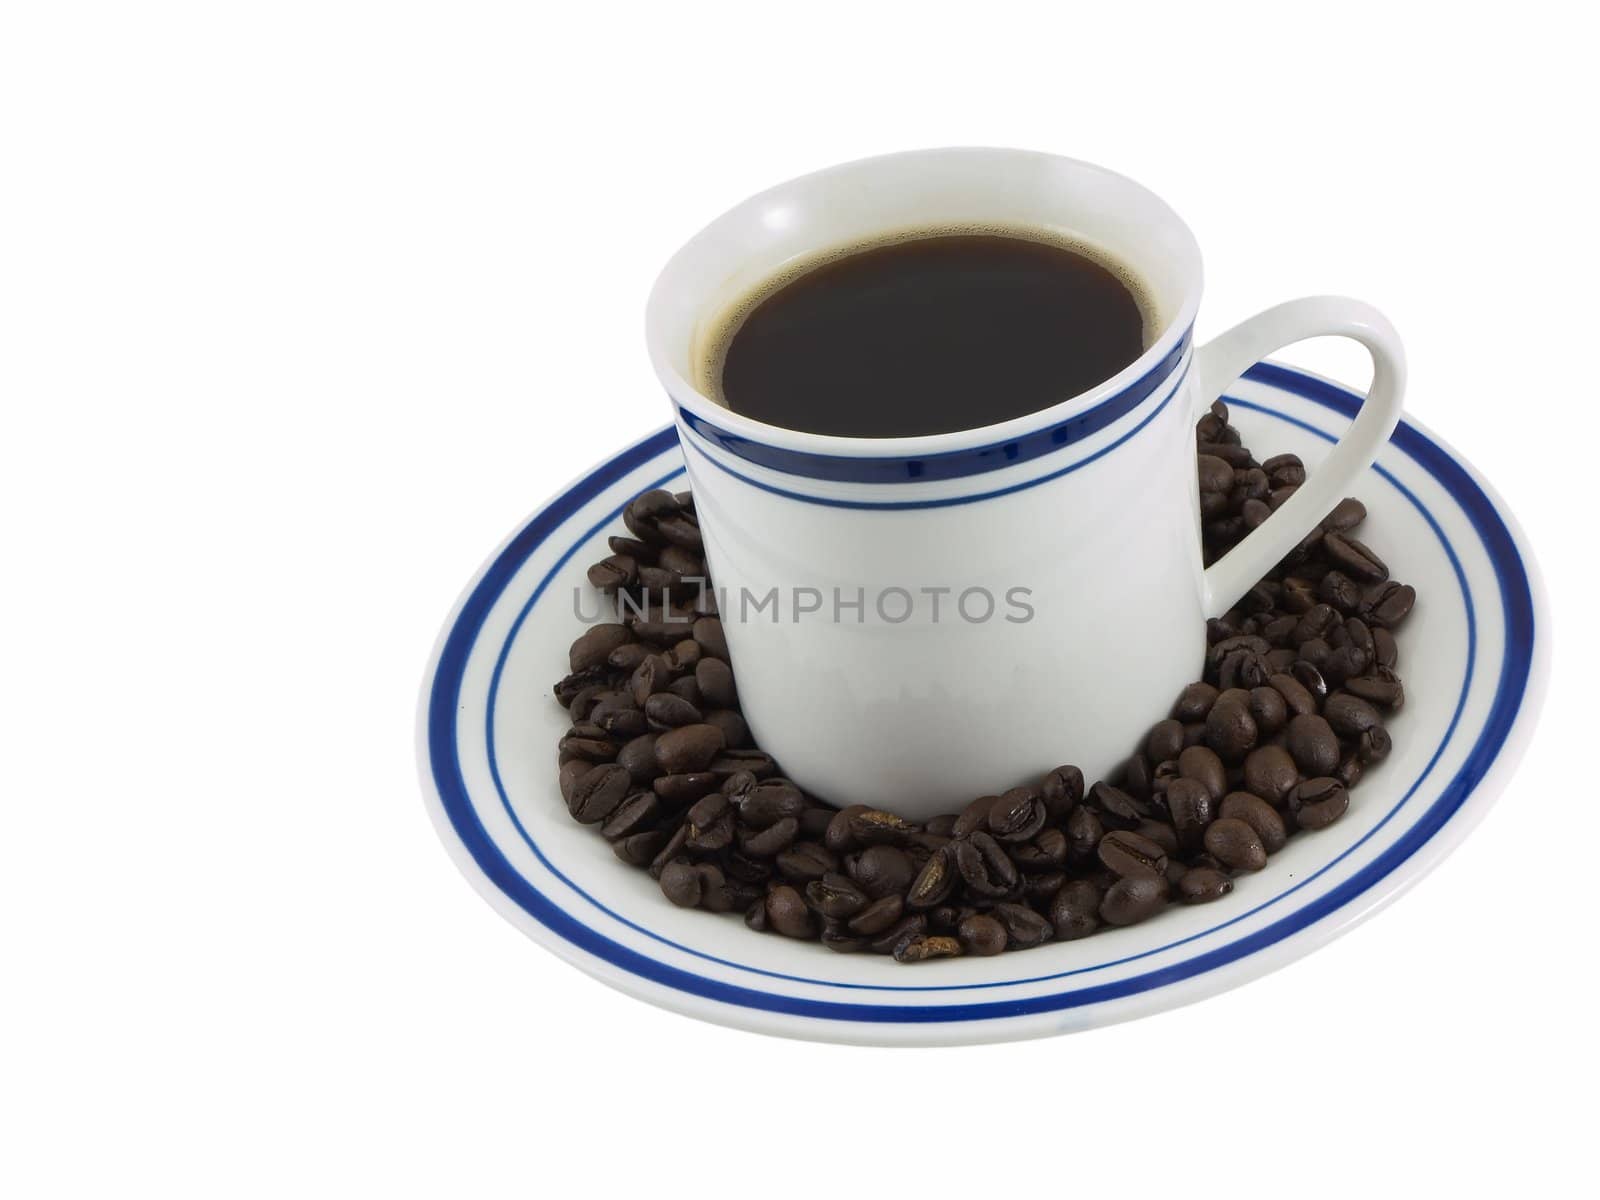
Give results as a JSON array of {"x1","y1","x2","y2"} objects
[{"x1": 674, "y1": 326, "x2": 1194, "y2": 484}]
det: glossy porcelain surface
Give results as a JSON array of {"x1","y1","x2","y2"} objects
[
  {"x1": 418, "y1": 364, "x2": 1546, "y2": 1046},
  {"x1": 646, "y1": 150, "x2": 1404, "y2": 812}
]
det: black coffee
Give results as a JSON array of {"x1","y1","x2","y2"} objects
[{"x1": 708, "y1": 232, "x2": 1148, "y2": 438}]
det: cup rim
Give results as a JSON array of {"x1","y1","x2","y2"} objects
[{"x1": 645, "y1": 147, "x2": 1204, "y2": 460}]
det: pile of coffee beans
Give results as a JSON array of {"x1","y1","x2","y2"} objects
[{"x1": 551, "y1": 401, "x2": 1416, "y2": 962}]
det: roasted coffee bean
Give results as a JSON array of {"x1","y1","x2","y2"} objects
[
  {"x1": 1286, "y1": 713, "x2": 1341, "y2": 776},
  {"x1": 1197, "y1": 454, "x2": 1235, "y2": 493},
  {"x1": 894, "y1": 934, "x2": 963, "y2": 963},
  {"x1": 659, "y1": 859, "x2": 702, "y2": 907},
  {"x1": 849, "y1": 809, "x2": 919, "y2": 846},
  {"x1": 1146, "y1": 719, "x2": 1186, "y2": 764},
  {"x1": 1290, "y1": 659, "x2": 1328, "y2": 702},
  {"x1": 590, "y1": 698, "x2": 648, "y2": 739},
  {"x1": 1242, "y1": 745, "x2": 1299, "y2": 807},
  {"x1": 1345, "y1": 672, "x2": 1405, "y2": 710},
  {"x1": 1323, "y1": 531, "x2": 1389, "y2": 581},
  {"x1": 847, "y1": 894, "x2": 905, "y2": 936},
  {"x1": 1358, "y1": 725, "x2": 1393, "y2": 763},
  {"x1": 1165, "y1": 777, "x2": 1216, "y2": 853},
  {"x1": 570, "y1": 623, "x2": 631, "y2": 672},
  {"x1": 958, "y1": 913, "x2": 1009, "y2": 956},
  {"x1": 988, "y1": 786, "x2": 1048, "y2": 842},
  {"x1": 1065, "y1": 806, "x2": 1104, "y2": 860},
  {"x1": 600, "y1": 792, "x2": 659, "y2": 841},
  {"x1": 1013, "y1": 827, "x2": 1069, "y2": 872},
  {"x1": 1372, "y1": 625, "x2": 1399, "y2": 670},
  {"x1": 654, "y1": 723, "x2": 725, "y2": 774},
  {"x1": 655, "y1": 513, "x2": 703, "y2": 550},
  {"x1": 607, "y1": 534, "x2": 652, "y2": 560},
  {"x1": 632, "y1": 614, "x2": 693, "y2": 643},
  {"x1": 1325, "y1": 693, "x2": 1383, "y2": 738},
  {"x1": 1319, "y1": 571, "x2": 1362, "y2": 613},
  {"x1": 1247, "y1": 686, "x2": 1289, "y2": 736},
  {"x1": 643, "y1": 691, "x2": 700, "y2": 729},
  {"x1": 567, "y1": 763, "x2": 630, "y2": 824},
  {"x1": 1204, "y1": 695, "x2": 1258, "y2": 763},
  {"x1": 587, "y1": 555, "x2": 637, "y2": 592},
  {"x1": 667, "y1": 677, "x2": 703, "y2": 709},
  {"x1": 1022, "y1": 870, "x2": 1067, "y2": 905},
  {"x1": 1336, "y1": 754, "x2": 1364, "y2": 789},
  {"x1": 818, "y1": 923, "x2": 866, "y2": 953},
  {"x1": 850, "y1": 845, "x2": 916, "y2": 899},
  {"x1": 1099, "y1": 829, "x2": 1169, "y2": 878},
  {"x1": 648, "y1": 825, "x2": 690, "y2": 878},
  {"x1": 722, "y1": 849, "x2": 772, "y2": 884},
  {"x1": 1322, "y1": 497, "x2": 1367, "y2": 532},
  {"x1": 765, "y1": 885, "x2": 815, "y2": 938},
  {"x1": 691, "y1": 616, "x2": 729, "y2": 661},
  {"x1": 605, "y1": 643, "x2": 653, "y2": 675},
  {"x1": 1268, "y1": 672, "x2": 1317, "y2": 718},
  {"x1": 1293, "y1": 604, "x2": 1340, "y2": 647},
  {"x1": 654, "y1": 771, "x2": 718, "y2": 804},
  {"x1": 1088, "y1": 781, "x2": 1148, "y2": 829},
  {"x1": 1177, "y1": 745, "x2": 1227, "y2": 801},
  {"x1": 700, "y1": 708, "x2": 748, "y2": 750},
  {"x1": 776, "y1": 841, "x2": 836, "y2": 882},
  {"x1": 924, "y1": 814, "x2": 959, "y2": 837},
  {"x1": 992, "y1": 902, "x2": 1053, "y2": 950},
  {"x1": 868, "y1": 914, "x2": 928, "y2": 956},
  {"x1": 558, "y1": 758, "x2": 589, "y2": 805},
  {"x1": 613, "y1": 830, "x2": 667, "y2": 867},
  {"x1": 805, "y1": 873, "x2": 869, "y2": 919},
  {"x1": 622, "y1": 489, "x2": 679, "y2": 544},
  {"x1": 662, "y1": 638, "x2": 702, "y2": 674},
  {"x1": 954, "y1": 832, "x2": 1020, "y2": 898},
  {"x1": 685, "y1": 792, "x2": 734, "y2": 850},
  {"x1": 1362, "y1": 581, "x2": 1416, "y2": 629},
  {"x1": 1262, "y1": 614, "x2": 1300, "y2": 647},
  {"x1": 1204, "y1": 817, "x2": 1268, "y2": 871},
  {"x1": 1123, "y1": 752, "x2": 1154, "y2": 802},
  {"x1": 1290, "y1": 777, "x2": 1349, "y2": 830},
  {"x1": 744, "y1": 898, "x2": 769, "y2": 931},
  {"x1": 1100, "y1": 875, "x2": 1170, "y2": 926},
  {"x1": 628, "y1": 654, "x2": 671, "y2": 706},
  {"x1": 739, "y1": 816, "x2": 799, "y2": 858},
  {"x1": 1043, "y1": 880, "x2": 1098, "y2": 940},
  {"x1": 952, "y1": 794, "x2": 1001, "y2": 838},
  {"x1": 1172, "y1": 682, "x2": 1220, "y2": 722},
  {"x1": 1241, "y1": 498, "x2": 1271, "y2": 529},
  {"x1": 740, "y1": 779, "x2": 806, "y2": 829},
  {"x1": 694, "y1": 657, "x2": 737, "y2": 708},
  {"x1": 824, "y1": 804, "x2": 869, "y2": 854},
  {"x1": 906, "y1": 848, "x2": 957, "y2": 909},
  {"x1": 559, "y1": 729, "x2": 619, "y2": 764},
  {"x1": 1263, "y1": 453, "x2": 1306, "y2": 488},
  {"x1": 708, "y1": 748, "x2": 777, "y2": 779},
  {"x1": 1219, "y1": 792, "x2": 1288, "y2": 853},
  {"x1": 1178, "y1": 867, "x2": 1234, "y2": 904}
]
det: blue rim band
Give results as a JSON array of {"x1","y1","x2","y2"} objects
[
  {"x1": 676, "y1": 326, "x2": 1193, "y2": 484},
  {"x1": 425, "y1": 363, "x2": 1535, "y2": 1024}
]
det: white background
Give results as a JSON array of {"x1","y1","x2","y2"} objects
[{"x1": 3, "y1": 2, "x2": 1593, "y2": 1195}]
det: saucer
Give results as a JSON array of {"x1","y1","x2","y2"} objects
[{"x1": 417, "y1": 362, "x2": 1548, "y2": 1046}]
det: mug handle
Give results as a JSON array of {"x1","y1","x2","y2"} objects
[{"x1": 1194, "y1": 296, "x2": 1407, "y2": 615}]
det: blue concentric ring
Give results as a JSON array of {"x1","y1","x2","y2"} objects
[{"x1": 424, "y1": 364, "x2": 1536, "y2": 1024}]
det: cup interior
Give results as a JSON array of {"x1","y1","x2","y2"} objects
[{"x1": 646, "y1": 147, "x2": 1203, "y2": 450}]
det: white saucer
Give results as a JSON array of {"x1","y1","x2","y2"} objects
[{"x1": 417, "y1": 363, "x2": 1548, "y2": 1045}]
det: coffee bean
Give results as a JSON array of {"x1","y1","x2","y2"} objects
[
  {"x1": 1291, "y1": 659, "x2": 1328, "y2": 701},
  {"x1": 613, "y1": 830, "x2": 666, "y2": 867},
  {"x1": 1323, "y1": 497, "x2": 1367, "y2": 532},
  {"x1": 849, "y1": 809, "x2": 919, "y2": 846},
  {"x1": 824, "y1": 804, "x2": 869, "y2": 854},
  {"x1": 1290, "y1": 777, "x2": 1349, "y2": 830},
  {"x1": 1205, "y1": 696, "x2": 1258, "y2": 763},
  {"x1": 600, "y1": 792, "x2": 659, "y2": 841},
  {"x1": 1345, "y1": 672, "x2": 1405, "y2": 710},
  {"x1": 648, "y1": 825, "x2": 689, "y2": 878},
  {"x1": 906, "y1": 848, "x2": 957, "y2": 909},
  {"x1": 1373, "y1": 625, "x2": 1399, "y2": 670},
  {"x1": 958, "y1": 913, "x2": 1009, "y2": 956},
  {"x1": 568, "y1": 763, "x2": 630, "y2": 824},
  {"x1": 1100, "y1": 875, "x2": 1170, "y2": 926},
  {"x1": 1146, "y1": 719, "x2": 1186, "y2": 764},
  {"x1": 654, "y1": 772, "x2": 718, "y2": 804},
  {"x1": 1242, "y1": 745, "x2": 1299, "y2": 807},
  {"x1": 694, "y1": 657, "x2": 737, "y2": 708},
  {"x1": 643, "y1": 692, "x2": 702, "y2": 730},
  {"x1": 1362, "y1": 581, "x2": 1416, "y2": 628},
  {"x1": 1037, "y1": 767, "x2": 1082, "y2": 825},
  {"x1": 739, "y1": 816, "x2": 799, "y2": 858},
  {"x1": 806, "y1": 873, "x2": 869, "y2": 918},
  {"x1": 570, "y1": 623, "x2": 631, "y2": 671},
  {"x1": 765, "y1": 886, "x2": 815, "y2": 938},
  {"x1": 1325, "y1": 693, "x2": 1383, "y2": 737},
  {"x1": 740, "y1": 779, "x2": 807, "y2": 829},
  {"x1": 894, "y1": 934, "x2": 963, "y2": 963},
  {"x1": 1219, "y1": 792, "x2": 1288, "y2": 853},
  {"x1": 988, "y1": 786, "x2": 1047, "y2": 842},
  {"x1": 992, "y1": 902, "x2": 1054, "y2": 949},
  {"x1": 1204, "y1": 817, "x2": 1267, "y2": 871},
  {"x1": 952, "y1": 794, "x2": 1001, "y2": 838},
  {"x1": 1065, "y1": 806, "x2": 1104, "y2": 861},
  {"x1": 1286, "y1": 713, "x2": 1341, "y2": 776},
  {"x1": 1178, "y1": 867, "x2": 1234, "y2": 904},
  {"x1": 954, "y1": 832, "x2": 1020, "y2": 898},
  {"x1": 1319, "y1": 571, "x2": 1362, "y2": 613},
  {"x1": 709, "y1": 748, "x2": 778, "y2": 779},
  {"x1": 1358, "y1": 725, "x2": 1393, "y2": 763},
  {"x1": 654, "y1": 723, "x2": 725, "y2": 774},
  {"x1": 850, "y1": 845, "x2": 915, "y2": 899},
  {"x1": 1099, "y1": 829, "x2": 1169, "y2": 878},
  {"x1": 1268, "y1": 672, "x2": 1317, "y2": 718},
  {"x1": 1177, "y1": 745, "x2": 1227, "y2": 801},
  {"x1": 868, "y1": 914, "x2": 928, "y2": 956},
  {"x1": 1248, "y1": 686, "x2": 1289, "y2": 735},
  {"x1": 659, "y1": 860, "x2": 701, "y2": 907},
  {"x1": 1323, "y1": 531, "x2": 1389, "y2": 581},
  {"x1": 1197, "y1": 454, "x2": 1235, "y2": 493},
  {"x1": 1165, "y1": 777, "x2": 1216, "y2": 853},
  {"x1": 1088, "y1": 781, "x2": 1149, "y2": 829},
  {"x1": 662, "y1": 638, "x2": 701, "y2": 674},
  {"x1": 1263, "y1": 453, "x2": 1306, "y2": 488},
  {"x1": 1172, "y1": 682, "x2": 1220, "y2": 722},
  {"x1": 847, "y1": 894, "x2": 905, "y2": 936}
]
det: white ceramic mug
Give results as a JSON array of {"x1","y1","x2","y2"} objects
[{"x1": 646, "y1": 148, "x2": 1404, "y2": 818}]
